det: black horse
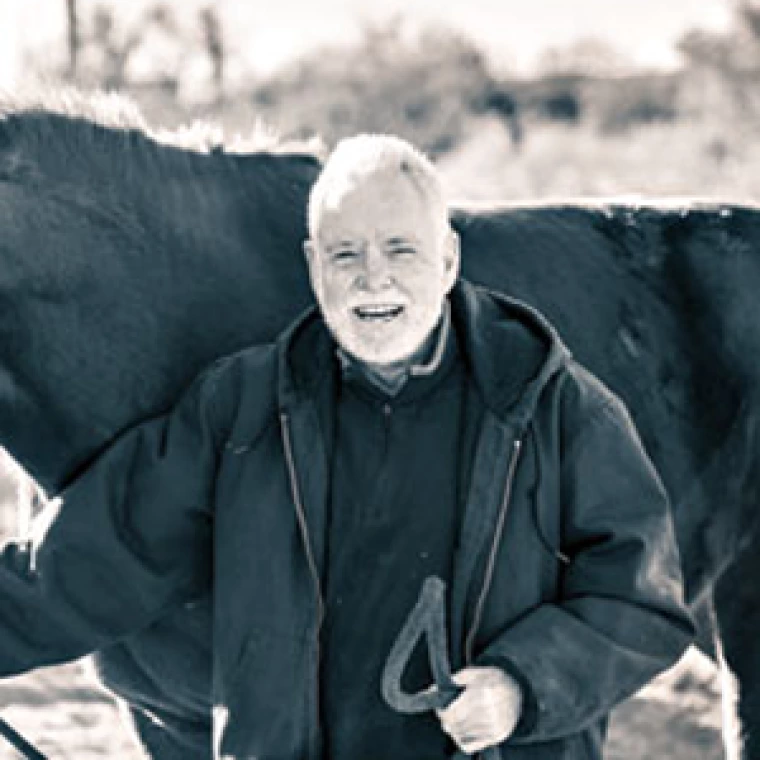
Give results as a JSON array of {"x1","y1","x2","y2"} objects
[{"x1": 1, "y1": 93, "x2": 758, "y2": 758}]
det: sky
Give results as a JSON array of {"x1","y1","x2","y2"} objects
[
  {"x1": 1, "y1": 0, "x2": 736, "y2": 88},
  {"x1": 224, "y1": 0, "x2": 734, "y2": 74}
]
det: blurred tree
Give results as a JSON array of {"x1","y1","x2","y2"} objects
[
  {"x1": 62, "y1": 3, "x2": 225, "y2": 104},
  {"x1": 678, "y1": 2, "x2": 760, "y2": 72},
  {"x1": 678, "y1": 29, "x2": 734, "y2": 71},
  {"x1": 539, "y1": 38, "x2": 632, "y2": 78},
  {"x1": 677, "y1": 1, "x2": 760, "y2": 123},
  {"x1": 147, "y1": 4, "x2": 180, "y2": 37},
  {"x1": 738, "y1": 1, "x2": 760, "y2": 41},
  {"x1": 473, "y1": 85, "x2": 524, "y2": 149},
  {"x1": 539, "y1": 87, "x2": 582, "y2": 123},
  {"x1": 595, "y1": 75, "x2": 679, "y2": 134},
  {"x1": 249, "y1": 20, "x2": 495, "y2": 157},
  {"x1": 200, "y1": 6, "x2": 225, "y2": 97},
  {"x1": 65, "y1": 0, "x2": 80, "y2": 77},
  {"x1": 72, "y1": 3, "x2": 191, "y2": 95},
  {"x1": 92, "y1": 5, "x2": 145, "y2": 89}
]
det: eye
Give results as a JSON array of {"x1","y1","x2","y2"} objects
[
  {"x1": 389, "y1": 246, "x2": 416, "y2": 257},
  {"x1": 332, "y1": 249, "x2": 358, "y2": 263}
]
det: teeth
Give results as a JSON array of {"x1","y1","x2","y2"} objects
[{"x1": 354, "y1": 305, "x2": 404, "y2": 321}]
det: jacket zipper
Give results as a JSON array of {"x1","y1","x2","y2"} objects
[
  {"x1": 464, "y1": 437, "x2": 523, "y2": 665},
  {"x1": 279, "y1": 412, "x2": 325, "y2": 758}
]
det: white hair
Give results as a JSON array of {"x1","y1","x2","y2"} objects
[{"x1": 307, "y1": 133, "x2": 449, "y2": 239}]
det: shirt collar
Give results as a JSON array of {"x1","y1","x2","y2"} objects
[{"x1": 336, "y1": 300, "x2": 453, "y2": 398}]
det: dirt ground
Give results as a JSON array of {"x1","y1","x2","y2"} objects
[{"x1": 0, "y1": 646, "x2": 723, "y2": 759}]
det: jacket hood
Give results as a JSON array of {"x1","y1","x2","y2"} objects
[{"x1": 276, "y1": 278, "x2": 571, "y2": 428}]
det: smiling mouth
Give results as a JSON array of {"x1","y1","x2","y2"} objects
[{"x1": 353, "y1": 304, "x2": 405, "y2": 323}]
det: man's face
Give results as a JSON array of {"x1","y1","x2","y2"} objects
[{"x1": 304, "y1": 173, "x2": 459, "y2": 367}]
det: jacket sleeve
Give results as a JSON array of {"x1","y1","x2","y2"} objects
[
  {"x1": 0, "y1": 358, "x2": 229, "y2": 677},
  {"x1": 476, "y1": 367, "x2": 696, "y2": 743}
]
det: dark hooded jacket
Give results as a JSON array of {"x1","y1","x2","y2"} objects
[{"x1": 0, "y1": 279, "x2": 694, "y2": 759}]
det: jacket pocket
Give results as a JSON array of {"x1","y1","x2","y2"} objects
[{"x1": 216, "y1": 626, "x2": 313, "y2": 759}]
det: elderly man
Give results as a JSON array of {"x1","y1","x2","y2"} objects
[{"x1": 0, "y1": 134, "x2": 693, "y2": 759}]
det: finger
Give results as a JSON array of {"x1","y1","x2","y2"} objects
[
  {"x1": 449, "y1": 727, "x2": 497, "y2": 756},
  {"x1": 438, "y1": 713, "x2": 492, "y2": 741},
  {"x1": 438, "y1": 666, "x2": 491, "y2": 720},
  {"x1": 435, "y1": 686, "x2": 468, "y2": 720},
  {"x1": 445, "y1": 721, "x2": 512, "y2": 754},
  {"x1": 450, "y1": 666, "x2": 483, "y2": 688},
  {"x1": 439, "y1": 707, "x2": 511, "y2": 745},
  {"x1": 439, "y1": 677, "x2": 511, "y2": 722},
  {"x1": 457, "y1": 737, "x2": 492, "y2": 755},
  {"x1": 436, "y1": 683, "x2": 489, "y2": 724}
]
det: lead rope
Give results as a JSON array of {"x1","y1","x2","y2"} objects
[
  {"x1": 0, "y1": 715, "x2": 48, "y2": 759},
  {"x1": 381, "y1": 576, "x2": 499, "y2": 759}
]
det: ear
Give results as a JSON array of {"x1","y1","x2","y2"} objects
[
  {"x1": 303, "y1": 239, "x2": 322, "y2": 297},
  {"x1": 443, "y1": 229, "x2": 460, "y2": 293},
  {"x1": 303, "y1": 239, "x2": 316, "y2": 265}
]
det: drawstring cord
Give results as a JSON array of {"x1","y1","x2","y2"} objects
[{"x1": 529, "y1": 428, "x2": 571, "y2": 566}]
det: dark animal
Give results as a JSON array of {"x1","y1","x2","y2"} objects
[{"x1": 1, "y1": 94, "x2": 758, "y2": 758}]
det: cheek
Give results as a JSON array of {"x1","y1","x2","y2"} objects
[
  {"x1": 319, "y1": 271, "x2": 358, "y2": 315},
  {"x1": 323, "y1": 271, "x2": 351, "y2": 296},
  {"x1": 406, "y1": 258, "x2": 445, "y2": 283},
  {"x1": 404, "y1": 267, "x2": 447, "y2": 303}
]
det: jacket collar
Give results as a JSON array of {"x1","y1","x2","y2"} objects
[
  {"x1": 447, "y1": 279, "x2": 571, "y2": 427},
  {"x1": 276, "y1": 278, "x2": 571, "y2": 427},
  {"x1": 335, "y1": 299, "x2": 453, "y2": 398}
]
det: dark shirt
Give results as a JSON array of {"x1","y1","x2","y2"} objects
[{"x1": 321, "y1": 315, "x2": 467, "y2": 760}]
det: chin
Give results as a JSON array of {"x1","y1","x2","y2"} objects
[
  {"x1": 326, "y1": 313, "x2": 427, "y2": 366},
  {"x1": 348, "y1": 341, "x2": 418, "y2": 367}
]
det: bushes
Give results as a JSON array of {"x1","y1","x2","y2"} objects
[
  {"x1": 248, "y1": 21, "x2": 495, "y2": 157},
  {"x1": 592, "y1": 75, "x2": 681, "y2": 135}
]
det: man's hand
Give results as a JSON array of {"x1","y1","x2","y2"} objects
[{"x1": 434, "y1": 665, "x2": 523, "y2": 755}]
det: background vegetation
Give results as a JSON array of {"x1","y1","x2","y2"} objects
[{"x1": 13, "y1": 0, "x2": 757, "y2": 203}]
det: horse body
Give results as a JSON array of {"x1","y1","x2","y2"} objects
[
  {"x1": 455, "y1": 202, "x2": 760, "y2": 599},
  {"x1": 1, "y1": 97, "x2": 758, "y2": 757},
  {"x1": 0, "y1": 103, "x2": 319, "y2": 491}
]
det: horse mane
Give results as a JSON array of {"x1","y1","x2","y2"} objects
[
  {"x1": 0, "y1": 87, "x2": 324, "y2": 177},
  {"x1": 0, "y1": 87, "x2": 324, "y2": 245},
  {"x1": 0, "y1": 87, "x2": 324, "y2": 289}
]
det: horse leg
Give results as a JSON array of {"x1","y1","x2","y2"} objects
[{"x1": 713, "y1": 537, "x2": 760, "y2": 760}]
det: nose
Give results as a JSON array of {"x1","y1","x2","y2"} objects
[{"x1": 358, "y1": 246, "x2": 393, "y2": 291}]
